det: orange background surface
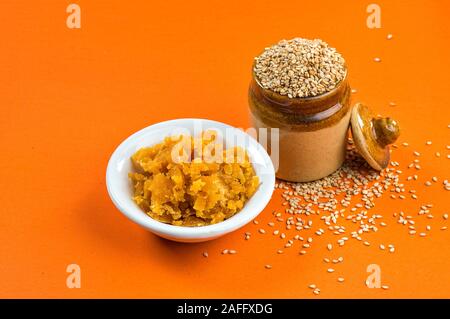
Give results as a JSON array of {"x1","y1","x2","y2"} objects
[{"x1": 0, "y1": 0, "x2": 449, "y2": 298}]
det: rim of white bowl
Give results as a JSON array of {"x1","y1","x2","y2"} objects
[{"x1": 106, "y1": 118, "x2": 275, "y2": 240}]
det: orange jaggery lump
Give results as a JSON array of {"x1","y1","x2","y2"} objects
[{"x1": 128, "y1": 131, "x2": 259, "y2": 226}]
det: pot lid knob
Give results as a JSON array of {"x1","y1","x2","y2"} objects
[
  {"x1": 350, "y1": 103, "x2": 400, "y2": 171},
  {"x1": 372, "y1": 117, "x2": 400, "y2": 148}
]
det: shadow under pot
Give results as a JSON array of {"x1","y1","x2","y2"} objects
[{"x1": 248, "y1": 72, "x2": 352, "y2": 182}]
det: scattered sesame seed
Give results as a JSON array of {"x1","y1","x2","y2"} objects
[
  {"x1": 381, "y1": 285, "x2": 390, "y2": 290},
  {"x1": 270, "y1": 140, "x2": 445, "y2": 292},
  {"x1": 374, "y1": 57, "x2": 381, "y2": 62},
  {"x1": 387, "y1": 34, "x2": 393, "y2": 40},
  {"x1": 338, "y1": 277, "x2": 345, "y2": 283},
  {"x1": 203, "y1": 252, "x2": 209, "y2": 258},
  {"x1": 265, "y1": 264, "x2": 272, "y2": 269}
]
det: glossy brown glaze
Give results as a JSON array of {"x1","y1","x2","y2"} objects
[
  {"x1": 249, "y1": 70, "x2": 351, "y2": 132},
  {"x1": 248, "y1": 66, "x2": 353, "y2": 182},
  {"x1": 350, "y1": 103, "x2": 400, "y2": 170},
  {"x1": 373, "y1": 117, "x2": 400, "y2": 148}
]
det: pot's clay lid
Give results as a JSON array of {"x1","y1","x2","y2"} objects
[{"x1": 350, "y1": 103, "x2": 400, "y2": 171}]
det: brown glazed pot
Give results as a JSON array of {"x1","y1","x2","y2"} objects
[{"x1": 249, "y1": 70, "x2": 351, "y2": 182}]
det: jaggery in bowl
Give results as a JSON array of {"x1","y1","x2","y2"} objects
[{"x1": 106, "y1": 118, "x2": 275, "y2": 242}]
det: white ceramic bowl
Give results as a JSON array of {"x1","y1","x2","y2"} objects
[{"x1": 106, "y1": 118, "x2": 275, "y2": 242}]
